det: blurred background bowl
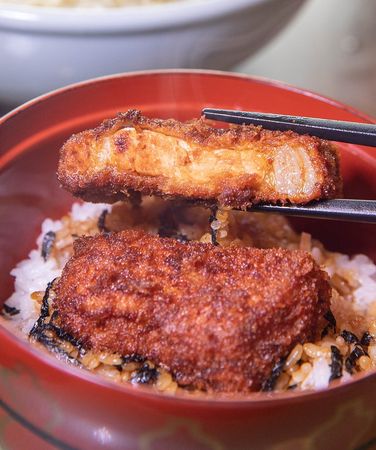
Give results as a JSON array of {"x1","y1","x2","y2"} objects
[
  {"x1": 0, "y1": 0, "x2": 305, "y2": 108},
  {"x1": 0, "y1": 70, "x2": 375, "y2": 450}
]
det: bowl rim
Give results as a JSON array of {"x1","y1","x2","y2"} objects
[
  {"x1": 0, "y1": 0, "x2": 272, "y2": 33},
  {"x1": 1, "y1": 68, "x2": 375, "y2": 407},
  {"x1": 1, "y1": 68, "x2": 375, "y2": 129}
]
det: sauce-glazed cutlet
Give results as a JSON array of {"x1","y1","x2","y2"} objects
[
  {"x1": 53, "y1": 229, "x2": 331, "y2": 393},
  {"x1": 57, "y1": 110, "x2": 342, "y2": 208}
]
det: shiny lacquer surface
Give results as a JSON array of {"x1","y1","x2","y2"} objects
[{"x1": 0, "y1": 71, "x2": 375, "y2": 450}]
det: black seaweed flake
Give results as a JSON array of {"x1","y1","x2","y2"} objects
[
  {"x1": 329, "y1": 346, "x2": 343, "y2": 381},
  {"x1": 261, "y1": 357, "x2": 286, "y2": 392},
  {"x1": 360, "y1": 332, "x2": 373, "y2": 347},
  {"x1": 41, "y1": 231, "x2": 56, "y2": 261},
  {"x1": 341, "y1": 330, "x2": 359, "y2": 345},
  {"x1": 209, "y1": 206, "x2": 219, "y2": 246},
  {"x1": 321, "y1": 309, "x2": 337, "y2": 338},
  {"x1": 29, "y1": 280, "x2": 55, "y2": 338},
  {"x1": 29, "y1": 279, "x2": 82, "y2": 348},
  {"x1": 324, "y1": 310, "x2": 336, "y2": 327},
  {"x1": 40, "y1": 281, "x2": 54, "y2": 318},
  {"x1": 131, "y1": 362, "x2": 158, "y2": 384},
  {"x1": 345, "y1": 345, "x2": 365, "y2": 374},
  {"x1": 2, "y1": 303, "x2": 20, "y2": 317},
  {"x1": 44, "y1": 323, "x2": 83, "y2": 350},
  {"x1": 97, "y1": 209, "x2": 109, "y2": 233},
  {"x1": 122, "y1": 353, "x2": 146, "y2": 364},
  {"x1": 36, "y1": 333, "x2": 82, "y2": 367},
  {"x1": 324, "y1": 310, "x2": 336, "y2": 328},
  {"x1": 28, "y1": 281, "x2": 84, "y2": 366}
]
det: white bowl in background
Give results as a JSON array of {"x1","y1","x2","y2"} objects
[{"x1": 0, "y1": 0, "x2": 305, "y2": 107}]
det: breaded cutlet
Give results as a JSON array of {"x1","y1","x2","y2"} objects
[
  {"x1": 57, "y1": 110, "x2": 342, "y2": 208},
  {"x1": 52, "y1": 229, "x2": 331, "y2": 393}
]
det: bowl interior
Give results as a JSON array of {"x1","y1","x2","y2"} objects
[{"x1": 0, "y1": 70, "x2": 375, "y2": 397}]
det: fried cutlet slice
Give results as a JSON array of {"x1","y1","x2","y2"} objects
[
  {"x1": 52, "y1": 230, "x2": 331, "y2": 393},
  {"x1": 57, "y1": 110, "x2": 342, "y2": 208}
]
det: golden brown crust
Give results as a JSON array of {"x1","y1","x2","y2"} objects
[
  {"x1": 53, "y1": 230, "x2": 331, "y2": 393},
  {"x1": 57, "y1": 110, "x2": 342, "y2": 208}
]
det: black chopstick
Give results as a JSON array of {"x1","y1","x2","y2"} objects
[
  {"x1": 247, "y1": 199, "x2": 376, "y2": 223},
  {"x1": 202, "y1": 108, "x2": 376, "y2": 147}
]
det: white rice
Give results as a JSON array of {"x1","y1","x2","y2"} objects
[
  {"x1": 5, "y1": 202, "x2": 110, "y2": 334},
  {"x1": 5, "y1": 251, "x2": 61, "y2": 333},
  {"x1": 310, "y1": 245, "x2": 376, "y2": 313},
  {"x1": 301, "y1": 357, "x2": 331, "y2": 391},
  {"x1": 70, "y1": 202, "x2": 111, "y2": 222}
]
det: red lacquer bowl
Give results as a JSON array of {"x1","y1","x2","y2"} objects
[{"x1": 0, "y1": 70, "x2": 375, "y2": 450}]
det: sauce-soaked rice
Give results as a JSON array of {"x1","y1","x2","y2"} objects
[{"x1": 4, "y1": 198, "x2": 376, "y2": 394}]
